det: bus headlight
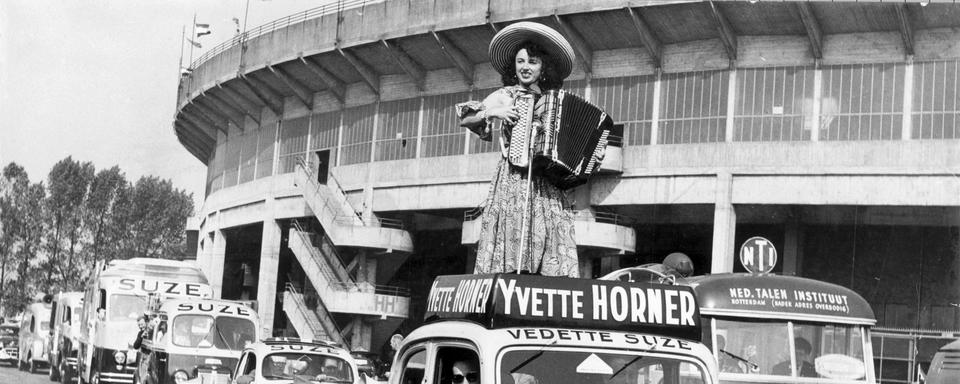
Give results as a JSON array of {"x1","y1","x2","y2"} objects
[
  {"x1": 113, "y1": 351, "x2": 125, "y2": 364},
  {"x1": 174, "y1": 370, "x2": 189, "y2": 383}
]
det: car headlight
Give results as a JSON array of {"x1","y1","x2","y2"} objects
[
  {"x1": 174, "y1": 370, "x2": 189, "y2": 383},
  {"x1": 114, "y1": 351, "x2": 125, "y2": 364}
]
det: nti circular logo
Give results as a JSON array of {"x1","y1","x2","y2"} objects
[{"x1": 739, "y1": 236, "x2": 777, "y2": 274}]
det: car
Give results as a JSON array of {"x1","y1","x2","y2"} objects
[
  {"x1": 233, "y1": 338, "x2": 360, "y2": 384},
  {"x1": 0, "y1": 324, "x2": 19, "y2": 366}
]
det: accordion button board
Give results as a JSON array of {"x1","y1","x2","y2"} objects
[{"x1": 506, "y1": 90, "x2": 614, "y2": 190}]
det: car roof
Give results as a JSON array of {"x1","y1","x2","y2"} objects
[{"x1": 244, "y1": 338, "x2": 353, "y2": 359}]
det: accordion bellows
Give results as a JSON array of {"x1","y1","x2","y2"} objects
[{"x1": 508, "y1": 90, "x2": 613, "y2": 190}]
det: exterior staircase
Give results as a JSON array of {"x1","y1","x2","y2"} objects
[
  {"x1": 282, "y1": 157, "x2": 412, "y2": 351},
  {"x1": 283, "y1": 283, "x2": 346, "y2": 346}
]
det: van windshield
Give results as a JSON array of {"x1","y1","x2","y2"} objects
[
  {"x1": 711, "y1": 319, "x2": 868, "y2": 381},
  {"x1": 498, "y1": 347, "x2": 707, "y2": 384},
  {"x1": 110, "y1": 294, "x2": 147, "y2": 322},
  {"x1": 171, "y1": 314, "x2": 256, "y2": 350}
]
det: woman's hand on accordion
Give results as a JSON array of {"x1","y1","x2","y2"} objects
[{"x1": 485, "y1": 105, "x2": 519, "y2": 125}]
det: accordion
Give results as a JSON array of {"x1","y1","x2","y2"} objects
[{"x1": 508, "y1": 90, "x2": 613, "y2": 189}]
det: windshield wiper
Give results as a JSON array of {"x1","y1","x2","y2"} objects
[
  {"x1": 719, "y1": 349, "x2": 759, "y2": 372},
  {"x1": 509, "y1": 340, "x2": 557, "y2": 374},
  {"x1": 610, "y1": 336, "x2": 663, "y2": 380}
]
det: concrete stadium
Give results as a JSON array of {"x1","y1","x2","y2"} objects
[{"x1": 174, "y1": 0, "x2": 960, "y2": 379}]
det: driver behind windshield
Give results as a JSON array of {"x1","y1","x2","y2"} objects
[{"x1": 317, "y1": 358, "x2": 350, "y2": 382}]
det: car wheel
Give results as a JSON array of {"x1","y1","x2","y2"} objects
[
  {"x1": 19, "y1": 356, "x2": 26, "y2": 371},
  {"x1": 29, "y1": 357, "x2": 39, "y2": 374}
]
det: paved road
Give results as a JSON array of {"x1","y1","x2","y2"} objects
[{"x1": 0, "y1": 363, "x2": 61, "y2": 384}]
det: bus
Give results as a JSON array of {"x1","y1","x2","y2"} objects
[
  {"x1": 135, "y1": 298, "x2": 260, "y2": 384},
  {"x1": 76, "y1": 258, "x2": 212, "y2": 384},
  {"x1": 48, "y1": 291, "x2": 84, "y2": 382},
  {"x1": 388, "y1": 273, "x2": 719, "y2": 384},
  {"x1": 603, "y1": 242, "x2": 876, "y2": 384}
]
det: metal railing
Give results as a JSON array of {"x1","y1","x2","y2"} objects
[
  {"x1": 464, "y1": 206, "x2": 633, "y2": 226},
  {"x1": 189, "y1": 0, "x2": 375, "y2": 69},
  {"x1": 284, "y1": 283, "x2": 346, "y2": 345},
  {"x1": 295, "y1": 157, "x2": 404, "y2": 229},
  {"x1": 290, "y1": 220, "x2": 411, "y2": 297},
  {"x1": 573, "y1": 210, "x2": 634, "y2": 226},
  {"x1": 291, "y1": 219, "x2": 357, "y2": 286},
  {"x1": 463, "y1": 206, "x2": 485, "y2": 221}
]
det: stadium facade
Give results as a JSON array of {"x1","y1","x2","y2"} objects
[{"x1": 175, "y1": 0, "x2": 960, "y2": 379}]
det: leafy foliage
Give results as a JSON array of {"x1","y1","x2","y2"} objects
[{"x1": 0, "y1": 159, "x2": 195, "y2": 315}]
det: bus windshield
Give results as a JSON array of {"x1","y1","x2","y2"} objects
[
  {"x1": 498, "y1": 347, "x2": 707, "y2": 384},
  {"x1": 110, "y1": 294, "x2": 147, "y2": 322},
  {"x1": 171, "y1": 314, "x2": 256, "y2": 350},
  {"x1": 712, "y1": 318, "x2": 867, "y2": 381}
]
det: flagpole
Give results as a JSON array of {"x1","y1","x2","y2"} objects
[
  {"x1": 188, "y1": 13, "x2": 196, "y2": 67},
  {"x1": 178, "y1": 25, "x2": 185, "y2": 75}
]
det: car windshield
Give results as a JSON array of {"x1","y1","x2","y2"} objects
[
  {"x1": 712, "y1": 318, "x2": 868, "y2": 381},
  {"x1": 0, "y1": 326, "x2": 17, "y2": 337},
  {"x1": 109, "y1": 294, "x2": 147, "y2": 322},
  {"x1": 261, "y1": 353, "x2": 353, "y2": 382},
  {"x1": 498, "y1": 347, "x2": 707, "y2": 384},
  {"x1": 171, "y1": 314, "x2": 256, "y2": 350}
]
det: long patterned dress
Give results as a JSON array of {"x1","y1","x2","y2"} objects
[{"x1": 457, "y1": 85, "x2": 579, "y2": 277}]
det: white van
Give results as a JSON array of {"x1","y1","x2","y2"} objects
[{"x1": 18, "y1": 301, "x2": 53, "y2": 373}]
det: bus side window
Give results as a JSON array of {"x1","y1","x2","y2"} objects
[
  {"x1": 399, "y1": 347, "x2": 427, "y2": 384},
  {"x1": 49, "y1": 301, "x2": 58, "y2": 330},
  {"x1": 98, "y1": 289, "x2": 106, "y2": 311}
]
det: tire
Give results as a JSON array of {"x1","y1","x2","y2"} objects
[
  {"x1": 29, "y1": 356, "x2": 39, "y2": 374},
  {"x1": 18, "y1": 357, "x2": 26, "y2": 371}
]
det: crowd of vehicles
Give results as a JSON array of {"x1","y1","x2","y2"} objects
[{"x1": 3, "y1": 236, "x2": 928, "y2": 384}]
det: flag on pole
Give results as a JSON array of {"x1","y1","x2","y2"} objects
[
  {"x1": 187, "y1": 38, "x2": 202, "y2": 48},
  {"x1": 195, "y1": 23, "x2": 211, "y2": 37}
]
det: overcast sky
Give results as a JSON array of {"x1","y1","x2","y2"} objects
[{"x1": 0, "y1": 0, "x2": 334, "y2": 210}]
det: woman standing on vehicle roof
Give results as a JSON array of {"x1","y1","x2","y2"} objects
[{"x1": 456, "y1": 22, "x2": 579, "y2": 277}]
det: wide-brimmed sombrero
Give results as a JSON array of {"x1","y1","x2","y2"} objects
[{"x1": 488, "y1": 21, "x2": 576, "y2": 80}]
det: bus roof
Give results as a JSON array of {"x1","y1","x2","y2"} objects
[
  {"x1": 425, "y1": 274, "x2": 702, "y2": 342},
  {"x1": 101, "y1": 258, "x2": 208, "y2": 284},
  {"x1": 685, "y1": 273, "x2": 875, "y2": 325},
  {"x1": 158, "y1": 298, "x2": 258, "y2": 319}
]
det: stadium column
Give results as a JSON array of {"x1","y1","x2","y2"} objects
[
  {"x1": 782, "y1": 215, "x2": 801, "y2": 276},
  {"x1": 710, "y1": 172, "x2": 736, "y2": 273},
  {"x1": 352, "y1": 250, "x2": 374, "y2": 352},
  {"x1": 210, "y1": 229, "x2": 227, "y2": 298},
  {"x1": 257, "y1": 218, "x2": 281, "y2": 337}
]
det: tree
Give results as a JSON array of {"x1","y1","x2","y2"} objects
[
  {"x1": 43, "y1": 157, "x2": 95, "y2": 290},
  {"x1": 0, "y1": 163, "x2": 46, "y2": 315},
  {"x1": 77, "y1": 166, "x2": 127, "y2": 287},
  {"x1": 111, "y1": 176, "x2": 194, "y2": 260}
]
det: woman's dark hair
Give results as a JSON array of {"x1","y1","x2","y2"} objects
[{"x1": 500, "y1": 41, "x2": 564, "y2": 90}]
